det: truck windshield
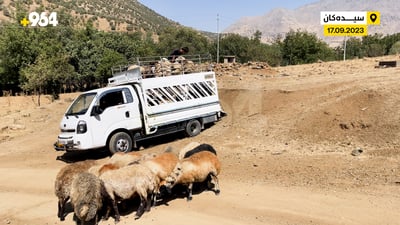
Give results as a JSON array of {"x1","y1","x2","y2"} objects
[{"x1": 66, "y1": 93, "x2": 96, "y2": 116}]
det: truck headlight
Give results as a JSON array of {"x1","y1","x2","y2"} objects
[{"x1": 77, "y1": 120, "x2": 87, "y2": 134}]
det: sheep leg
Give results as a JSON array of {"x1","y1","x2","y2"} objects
[
  {"x1": 152, "y1": 191, "x2": 157, "y2": 207},
  {"x1": 209, "y1": 173, "x2": 220, "y2": 195},
  {"x1": 57, "y1": 197, "x2": 68, "y2": 221},
  {"x1": 57, "y1": 201, "x2": 63, "y2": 220},
  {"x1": 187, "y1": 183, "x2": 193, "y2": 201},
  {"x1": 146, "y1": 193, "x2": 153, "y2": 211},
  {"x1": 112, "y1": 199, "x2": 120, "y2": 223},
  {"x1": 135, "y1": 196, "x2": 146, "y2": 219}
]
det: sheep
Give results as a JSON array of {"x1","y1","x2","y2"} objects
[
  {"x1": 164, "y1": 150, "x2": 221, "y2": 201},
  {"x1": 181, "y1": 143, "x2": 217, "y2": 158},
  {"x1": 108, "y1": 151, "x2": 157, "y2": 167},
  {"x1": 88, "y1": 151, "x2": 157, "y2": 177},
  {"x1": 99, "y1": 163, "x2": 159, "y2": 222},
  {"x1": 54, "y1": 160, "x2": 100, "y2": 221},
  {"x1": 178, "y1": 141, "x2": 201, "y2": 159},
  {"x1": 140, "y1": 151, "x2": 179, "y2": 203},
  {"x1": 70, "y1": 172, "x2": 106, "y2": 225}
]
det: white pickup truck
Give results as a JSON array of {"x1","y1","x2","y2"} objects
[{"x1": 54, "y1": 56, "x2": 225, "y2": 154}]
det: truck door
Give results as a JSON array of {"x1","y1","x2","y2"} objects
[{"x1": 88, "y1": 88, "x2": 141, "y2": 148}]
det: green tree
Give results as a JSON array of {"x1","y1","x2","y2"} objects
[
  {"x1": 381, "y1": 33, "x2": 400, "y2": 55},
  {"x1": 0, "y1": 24, "x2": 38, "y2": 94},
  {"x1": 217, "y1": 33, "x2": 250, "y2": 63},
  {"x1": 20, "y1": 52, "x2": 75, "y2": 104},
  {"x1": 95, "y1": 49, "x2": 127, "y2": 85},
  {"x1": 344, "y1": 37, "x2": 364, "y2": 59},
  {"x1": 157, "y1": 27, "x2": 210, "y2": 56},
  {"x1": 281, "y1": 30, "x2": 334, "y2": 65},
  {"x1": 362, "y1": 34, "x2": 385, "y2": 57},
  {"x1": 389, "y1": 41, "x2": 400, "y2": 55}
]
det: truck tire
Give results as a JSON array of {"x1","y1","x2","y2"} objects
[
  {"x1": 185, "y1": 119, "x2": 201, "y2": 137},
  {"x1": 109, "y1": 132, "x2": 132, "y2": 154}
]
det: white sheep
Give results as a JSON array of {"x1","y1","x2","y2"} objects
[
  {"x1": 99, "y1": 163, "x2": 159, "y2": 222},
  {"x1": 108, "y1": 151, "x2": 157, "y2": 167},
  {"x1": 164, "y1": 150, "x2": 221, "y2": 201}
]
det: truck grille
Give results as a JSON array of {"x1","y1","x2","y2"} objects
[{"x1": 61, "y1": 129, "x2": 75, "y2": 133}]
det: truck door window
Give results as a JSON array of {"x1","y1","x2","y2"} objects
[
  {"x1": 99, "y1": 90, "x2": 124, "y2": 111},
  {"x1": 123, "y1": 88, "x2": 133, "y2": 103}
]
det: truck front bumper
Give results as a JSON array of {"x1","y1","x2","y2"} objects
[{"x1": 54, "y1": 136, "x2": 78, "y2": 151}]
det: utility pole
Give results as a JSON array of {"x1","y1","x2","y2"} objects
[
  {"x1": 216, "y1": 14, "x2": 220, "y2": 64},
  {"x1": 343, "y1": 36, "x2": 347, "y2": 61}
]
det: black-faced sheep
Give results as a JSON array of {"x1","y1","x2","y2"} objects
[
  {"x1": 70, "y1": 172, "x2": 105, "y2": 225},
  {"x1": 99, "y1": 163, "x2": 159, "y2": 222},
  {"x1": 178, "y1": 141, "x2": 200, "y2": 159},
  {"x1": 181, "y1": 143, "x2": 217, "y2": 158},
  {"x1": 54, "y1": 160, "x2": 99, "y2": 221},
  {"x1": 164, "y1": 150, "x2": 221, "y2": 201}
]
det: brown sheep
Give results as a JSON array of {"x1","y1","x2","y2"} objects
[
  {"x1": 99, "y1": 163, "x2": 159, "y2": 222},
  {"x1": 140, "y1": 151, "x2": 179, "y2": 203},
  {"x1": 70, "y1": 172, "x2": 105, "y2": 225},
  {"x1": 164, "y1": 150, "x2": 221, "y2": 201},
  {"x1": 88, "y1": 151, "x2": 157, "y2": 177},
  {"x1": 54, "y1": 160, "x2": 99, "y2": 221}
]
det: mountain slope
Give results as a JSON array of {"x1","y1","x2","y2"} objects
[
  {"x1": 0, "y1": 0, "x2": 180, "y2": 33},
  {"x1": 224, "y1": 0, "x2": 400, "y2": 45}
]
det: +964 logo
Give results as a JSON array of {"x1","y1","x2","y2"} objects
[{"x1": 20, "y1": 12, "x2": 59, "y2": 27}]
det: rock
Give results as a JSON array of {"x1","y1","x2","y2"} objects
[{"x1": 351, "y1": 148, "x2": 363, "y2": 156}]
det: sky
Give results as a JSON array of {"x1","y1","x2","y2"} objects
[{"x1": 139, "y1": 0, "x2": 318, "y2": 32}]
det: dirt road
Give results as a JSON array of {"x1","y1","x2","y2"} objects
[{"x1": 1, "y1": 56, "x2": 399, "y2": 225}]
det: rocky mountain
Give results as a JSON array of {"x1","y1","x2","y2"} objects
[{"x1": 224, "y1": 0, "x2": 400, "y2": 45}]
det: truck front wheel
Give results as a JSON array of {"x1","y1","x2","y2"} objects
[
  {"x1": 109, "y1": 132, "x2": 132, "y2": 154},
  {"x1": 185, "y1": 119, "x2": 202, "y2": 137}
]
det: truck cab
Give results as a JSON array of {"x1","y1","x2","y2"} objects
[{"x1": 55, "y1": 85, "x2": 142, "y2": 153}]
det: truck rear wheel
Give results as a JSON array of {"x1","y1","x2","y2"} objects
[
  {"x1": 109, "y1": 132, "x2": 132, "y2": 154},
  {"x1": 185, "y1": 119, "x2": 201, "y2": 137}
]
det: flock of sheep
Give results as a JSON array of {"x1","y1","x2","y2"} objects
[{"x1": 54, "y1": 142, "x2": 221, "y2": 225}]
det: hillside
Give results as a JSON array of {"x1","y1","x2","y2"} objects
[
  {"x1": 225, "y1": 0, "x2": 400, "y2": 45},
  {"x1": 0, "y1": 0, "x2": 180, "y2": 33}
]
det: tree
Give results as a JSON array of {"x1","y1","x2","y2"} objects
[
  {"x1": 344, "y1": 37, "x2": 364, "y2": 59},
  {"x1": 95, "y1": 49, "x2": 127, "y2": 85},
  {"x1": 218, "y1": 33, "x2": 250, "y2": 63},
  {"x1": 0, "y1": 24, "x2": 39, "y2": 94},
  {"x1": 20, "y1": 52, "x2": 75, "y2": 104},
  {"x1": 281, "y1": 30, "x2": 334, "y2": 65},
  {"x1": 389, "y1": 41, "x2": 400, "y2": 55},
  {"x1": 157, "y1": 27, "x2": 210, "y2": 56},
  {"x1": 362, "y1": 34, "x2": 385, "y2": 57}
]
